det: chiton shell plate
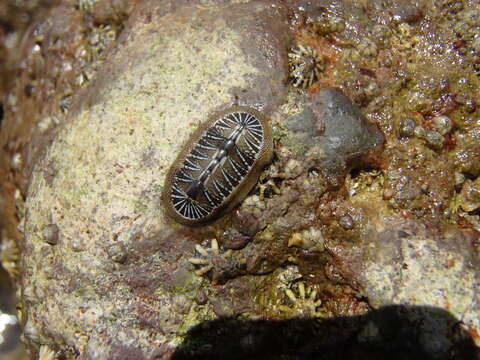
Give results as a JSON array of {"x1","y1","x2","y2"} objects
[{"x1": 162, "y1": 106, "x2": 273, "y2": 226}]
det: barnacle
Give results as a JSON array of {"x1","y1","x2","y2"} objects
[
  {"x1": 189, "y1": 239, "x2": 248, "y2": 285},
  {"x1": 39, "y1": 345, "x2": 55, "y2": 360},
  {"x1": 287, "y1": 227, "x2": 324, "y2": 251},
  {"x1": 257, "y1": 165, "x2": 289, "y2": 201},
  {"x1": 87, "y1": 24, "x2": 118, "y2": 62},
  {"x1": 189, "y1": 239, "x2": 230, "y2": 275},
  {"x1": 277, "y1": 282, "x2": 323, "y2": 318},
  {"x1": 258, "y1": 178, "x2": 281, "y2": 201},
  {"x1": 288, "y1": 45, "x2": 324, "y2": 88},
  {"x1": 60, "y1": 94, "x2": 72, "y2": 114}
]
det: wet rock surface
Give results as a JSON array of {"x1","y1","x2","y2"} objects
[
  {"x1": 0, "y1": 0, "x2": 479, "y2": 359},
  {"x1": 332, "y1": 220, "x2": 480, "y2": 351},
  {"x1": 284, "y1": 88, "x2": 385, "y2": 186}
]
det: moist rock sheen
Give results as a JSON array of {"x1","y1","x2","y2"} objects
[
  {"x1": 21, "y1": 1, "x2": 289, "y2": 359},
  {"x1": 285, "y1": 88, "x2": 385, "y2": 186},
  {"x1": 331, "y1": 219, "x2": 480, "y2": 357}
]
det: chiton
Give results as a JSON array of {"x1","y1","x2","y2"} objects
[{"x1": 162, "y1": 106, "x2": 273, "y2": 226}]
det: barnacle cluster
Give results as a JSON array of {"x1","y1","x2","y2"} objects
[
  {"x1": 256, "y1": 160, "x2": 302, "y2": 201},
  {"x1": 188, "y1": 239, "x2": 245, "y2": 284},
  {"x1": 288, "y1": 44, "x2": 324, "y2": 88},
  {"x1": 87, "y1": 24, "x2": 118, "y2": 62},
  {"x1": 189, "y1": 239, "x2": 231, "y2": 276},
  {"x1": 258, "y1": 177, "x2": 282, "y2": 201},
  {"x1": 277, "y1": 282, "x2": 323, "y2": 318}
]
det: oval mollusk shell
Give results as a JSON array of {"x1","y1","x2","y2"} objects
[{"x1": 162, "y1": 106, "x2": 273, "y2": 226}]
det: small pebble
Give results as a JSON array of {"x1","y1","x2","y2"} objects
[
  {"x1": 42, "y1": 224, "x2": 59, "y2": 245},
  {"x1": 420, "y1": 183, "x2": 429, "y2": 193},
  {"x1": 432, "y1": 115, "x2": 453, "y2": 135},
  {"x1": 232, "y1": 210, "x2": 259, "y2": 237},
  {"x1": 413, "y1": 126, "x2": 426, "y2": 139},
  {"x1": 383, "y1": 188, "x2": 394, "y2": 200},
  {"x1": 222, "y1": 231, "x2": 251, "y2": 250},
  {"x1": 455, "y1": 94, "x2": 477, "y2": 113},
  {"x1": 464, "y1": 98, "x2": 477, "y2": 113},
  {"x1": 195, "y1": 290, "x2": 208, "y2": 305},
  {"x1": 71, "y1": 238, "x2": 86, "y2": 252},
  {"x1": 398, "y1": 118, "x2": 416, "y2": 138},
  {"x1": 339, "y1": 214, "x2": 354, "y2": 230},
  {"x1": 425, "y1": 130, "x2": 445, "y2": 149},
  {"x1": 454, "y1": 172, "x2": 465, "y2": 186},
  {"x1": 11, "y1": 153, "x2": 22, "y2": 170}
]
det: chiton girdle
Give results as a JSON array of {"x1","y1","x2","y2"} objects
[{"x1": 162, "y1": 106, "x2": 273, "y2": 226}]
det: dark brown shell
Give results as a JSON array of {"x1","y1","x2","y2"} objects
[{"x1": 162, "y1": 106, "x2": 273, "y2": 226}]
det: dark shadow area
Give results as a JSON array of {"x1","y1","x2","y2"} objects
[{"x1": 172, "y1": 305, "x2": 478, "y2": 360}]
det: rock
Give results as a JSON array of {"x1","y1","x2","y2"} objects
[
  {"x1": 338, "y1": 214, "x2": 354, "y2": 230},
  {"x1": 21, "y1": 1, "x2": 290, "y2": 358},
  {"x1": 432, "y1": 115, "x2": 453, "y2": 135},
  {"x1": 453, "y1": 132, "x2": 480, "y2": 177},
  {"x1": 391, "y1": 2, "x2": 423, "y2": 24},
  {"x1": 221, "y1": 231, "x2": 252, "y2": 250},
  {"x1": 284, "y1": 88, "x2": 385, "y2": 186},
  {"x1": 41, "y1": 224, "x2": 59, "y2": 245},
  {"x1": 398, "y1": 117, "x2": 416, "y2": 138},
  {"x1": 458, "y1": 178, "x2": 480, "y2": 212},
  {"x1": 414, "y1": 125, "x2": 426, "y2": 139},
  {"x1": 232, "y1": 210, "x2": 259, "y2": 237},
  {"x1": 385, "y1": 170, "x2": 421, "y2": 203},
  {"x1": 425, "y1": 130, "x2": 445, "y2": 149},
  {"x1": 332, "y1": 220, "x2": 480, "y2": 350},
  {"x1": 6, "y1": 0, "x2": 478, "y2": 358}
]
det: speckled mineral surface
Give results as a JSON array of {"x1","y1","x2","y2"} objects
[
  {"x1": 0, "y1": 0, "x2": 479, "y2": 359},
  {"x1": 20, "y1": 1, "x2": 290, "y2": 358}
]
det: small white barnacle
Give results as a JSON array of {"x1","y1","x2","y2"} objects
[
  {"x1": 162, "y1": 107, "x2": 273, "y2": 226},
  {"x1": 277, "y1": 282, "x2": 323, "y2": 318},
  {"x1": 288, "y1": 44, "x2": 324, "y2": 88},
  {"x1": 39, "y1": 345, "x2": 56, "y2": 360}
]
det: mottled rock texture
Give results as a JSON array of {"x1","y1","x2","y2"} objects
[
  {"x1": 0, "y1": 0, "x2": 479, "y2": 359},
  {"x1": 330, "y1": 219, "x2": 480, "y2": 356},
  {"x1": 21, "y1": 1, "x2": 290, "y2": 358}
]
